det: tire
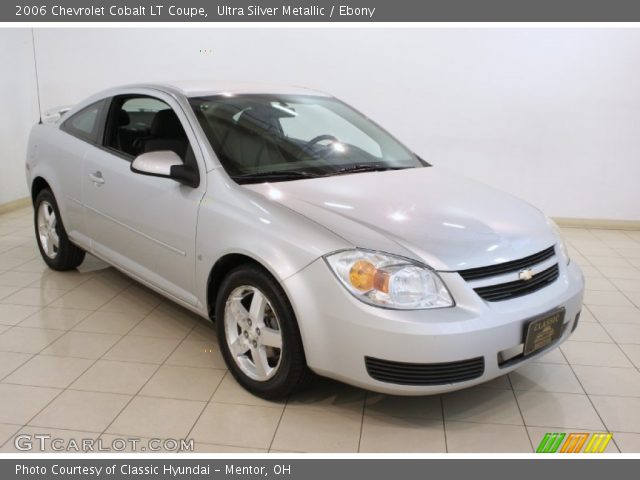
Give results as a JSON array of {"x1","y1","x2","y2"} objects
[
  {"x1": 215, "y1": 264, "x2": 313, "y2": 399},
  {"x1": 34, "y1": 189, "x2": 85, "y2": 271}
]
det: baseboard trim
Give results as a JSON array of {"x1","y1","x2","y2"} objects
[
  {"x1": 553, "y1": 217, "x2": 640, "y2": 231},
  {"x1": 0, "y1": 197, "x2": 31, "y2": 215}
]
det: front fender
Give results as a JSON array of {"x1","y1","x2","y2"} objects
[{"x1": 194, "y1": 169, "x2": 350, "y2": 310}]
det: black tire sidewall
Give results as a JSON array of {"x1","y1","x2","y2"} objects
[
  {"x1": 215, "y1": 265, "x2": 307, "y2": 399},
  {"x1": 33, "y1": 189, "x2": 79, "y2": 270}
]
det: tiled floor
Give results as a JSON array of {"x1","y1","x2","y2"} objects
[{"x1": 1, "y1": 206, "x2": 640, "y2": 453}]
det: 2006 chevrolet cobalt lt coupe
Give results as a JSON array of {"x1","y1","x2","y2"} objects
[{"x1": 26, "y1": 81, "x2": 584, "y2": 398}]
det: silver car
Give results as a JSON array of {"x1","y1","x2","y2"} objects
[{"x1": 26, "y1": 81, "x2": 584, "y2": 398}]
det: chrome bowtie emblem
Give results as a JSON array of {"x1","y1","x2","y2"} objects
[{"x1": 519, "y1": 268, "x2": 534, "y2": 281}]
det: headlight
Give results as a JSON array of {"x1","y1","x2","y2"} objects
[
  {"x1": 549, "y1": 220, "x2": 571, "y2": 265},
  {"x1": 324, "y1": 249, "x2": 454, "y2": 310}
]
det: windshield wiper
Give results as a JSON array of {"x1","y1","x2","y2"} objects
[
  {"x1": 231, "y1": 170, "x2": 320, "y2": 183},
  {"x1": 328, "y1": 164, "x2": 412, "y2": 176}
]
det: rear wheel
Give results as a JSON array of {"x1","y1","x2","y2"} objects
[
  {"x1": 216, "y1": 265, "x2": 312, "y2": 399},
  {"x1": 34, "y1": 189, "x2": 85, "y2": 271}
]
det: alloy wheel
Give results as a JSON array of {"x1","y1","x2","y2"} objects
[
  {"x1": 37, "y1": 201, "x2": 59, "y2": 259},
  {"x1": 223, "y1": 285, "x2": 283, "y2": 381}
]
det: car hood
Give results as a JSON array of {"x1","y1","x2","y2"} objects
[{"x1": 243, "y1": 167, "x2": 557, "y2": 271}]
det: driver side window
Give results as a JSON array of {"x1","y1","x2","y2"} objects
[{"x1": 104, "y1": 96, "x2": 190, "y2": 161}]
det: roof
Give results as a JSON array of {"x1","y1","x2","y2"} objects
[
  {"x1": 64, "y1": 81, "x2": 334, "y2": 123},
  {"x1": 140, "y1": 80, "x2": 331, "y2": 98}
]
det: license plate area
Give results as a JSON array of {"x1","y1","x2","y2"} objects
[{"x1": 523, "y1": 308, "x2": 565, "y2": 356}]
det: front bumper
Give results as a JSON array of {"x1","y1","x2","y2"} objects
[{"x1": 283, "y1": 257, "x2": 584, "y2": 395}]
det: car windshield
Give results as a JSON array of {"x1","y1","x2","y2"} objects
[{"x1": 189, "y1": 94, "x2": 427, "y2": 183}]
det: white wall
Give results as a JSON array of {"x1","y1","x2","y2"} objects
[
  {"x1": 0, "y1": 30, "x2": 39, "y2": 205},
  {"x1": 3, "y1": 28, "x2": 640, "y2": 220}
]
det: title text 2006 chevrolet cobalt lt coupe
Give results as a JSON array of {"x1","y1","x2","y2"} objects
[{"x1": 26, "y1": 82, "x2": 584, "y2": 398}]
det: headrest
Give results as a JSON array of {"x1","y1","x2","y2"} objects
[
  {"x1": 117, "y1": 109, "x2": 130, "y2": 126},
  {"x1": 150, "y1": 109, "x2": 185, "y2": 138},
  {"x1": 237, "y1": 104, "x2": 292, "y2": 133}
]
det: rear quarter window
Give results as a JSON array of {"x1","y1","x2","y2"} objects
[{"x1": 60, "y1": 99, "x2": 106, "y2": 144}]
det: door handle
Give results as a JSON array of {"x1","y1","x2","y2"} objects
[{"x1": 88, "y1": 171, "x2": 105, "y2": 185}]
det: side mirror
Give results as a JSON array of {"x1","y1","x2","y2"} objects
[{"x1": 130, "y1": 151, "x2": 199, "y2": 188}]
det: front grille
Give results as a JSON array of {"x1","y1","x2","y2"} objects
[
  {"x1": 474, "y1": 264, "x2": 559, "y2": 302},
  {"x1": 458, "y1": 246, "x2": 556, "y2": 281},
  {"x1": 365, "y1": 356, "x2": 485, "y2": 386}
]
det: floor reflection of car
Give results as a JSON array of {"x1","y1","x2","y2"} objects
[{"x1": 26, "y1": 81, "x2": 584, "y2": 398}]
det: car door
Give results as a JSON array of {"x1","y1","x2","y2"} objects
[
  {"x1": 53, "y1": 99, "x2": 108, "y2": 246},
  {"x1": 82, "y1": 91, "x2": 205, "y2": 306}
]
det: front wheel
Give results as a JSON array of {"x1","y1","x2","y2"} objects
[
  {"x1": 216, "y1": 265, "x2": 312, "y2": 399},
  {"x1": 34, "y1": 189, "x2": 85, "y2": 271}
]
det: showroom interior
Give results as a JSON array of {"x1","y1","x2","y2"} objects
[{"x1": 1, "y1": 27, "x2": 640, "y2": 453}]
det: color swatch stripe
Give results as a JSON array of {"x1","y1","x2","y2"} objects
[
  {"x1": 584, "y1": 433, "x2": 612, "y2": 453},
  {"x1": 536, "y1": 432, "x2": 566, "y2": 453},
  {"x1": 536, "y1": 432, "x2": 613, "y2": 453}
]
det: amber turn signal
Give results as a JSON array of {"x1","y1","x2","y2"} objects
[{"x1": 349, "y1": 260, "x2": 390, "y2": 293}]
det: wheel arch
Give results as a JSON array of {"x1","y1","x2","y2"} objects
[
  {"x1": 31, "y1": 176, "x2": 52, "y2": 204},
  {"x1": 206, "y1": 253, "x2": 280, "y2": 321}
]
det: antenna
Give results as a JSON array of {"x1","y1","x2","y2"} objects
[{"x1": 31, "y1": 28, "x2": 42, "y2": 124}]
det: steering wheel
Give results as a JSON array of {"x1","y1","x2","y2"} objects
[{"x1": 303, "y1": 134, "x2": 339, "y2": 151}]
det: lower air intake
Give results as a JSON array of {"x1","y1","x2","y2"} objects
[{"x1": 365, "y1": 356, "x2": 485, "y2": 386}]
